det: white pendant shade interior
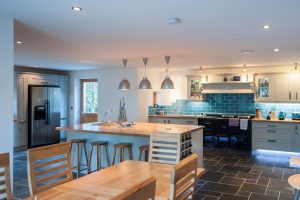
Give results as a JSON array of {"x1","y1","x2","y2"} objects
[
  {"x1": 138, "y1": 57, "x2": 152, "y2": 89},
  {"x1": 119, "y1": 59, "x2": 131, "y2": 90},
  {"x1": 161, "y1": 55, "x2": 175, "y2": 89}
]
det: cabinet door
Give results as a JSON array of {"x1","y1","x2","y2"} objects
[
  {"x1": 293, "y1": 125, "x2": 300, "y2": 152},
  {"x1": 17, "y1": 74, "x2": 27, "y2": 121},
  {"x1": 187, "y1": 76, "x2": 203, "y2": 101},
  {"x1": 289, "y1": 74, "x2": 300, "y2": 102},
  {"x1": 273, "y1": 74, "x2": 290, "y2": 101},
  {"x1": 17, "y1": 121, "x2": 28, "y2": 146},
  {"x1": 28, "y1": 75, "x2": 59, "y2": 86},
  {"x1": 255, "y1": 75, "x2": 273, "y2": 101}
]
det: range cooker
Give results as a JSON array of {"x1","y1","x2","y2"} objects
[{"x1": 198, "y1": 113, "x2": 254, "y2": 151}]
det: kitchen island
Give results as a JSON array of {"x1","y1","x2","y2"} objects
[{"x1": 57, "y1": 122, "x2": 204, "y2": 170}]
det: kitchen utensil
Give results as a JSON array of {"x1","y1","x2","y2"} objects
[{"x1": 278, "y1": 111, "x2": 286, "y2": 120}]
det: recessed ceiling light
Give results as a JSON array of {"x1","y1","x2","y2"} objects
[
  {"x1": 241, "y1": 50, "x2": 255, "y2": 54},
  {"x1": 274, "y1": 48, "x2": 279, "y2": 52},
  {"x1": 167, "y1": 17, "x2": 182, "y2": 25},
  {"x1": 263, "y1": 24, "x2": 271, "y2": 30},
  {"x1": 72, "y1": 6, "x2": 82, "y2": 11},
  {"x1": 16, "y1": 41, "x2": 22, "y2": 44}
]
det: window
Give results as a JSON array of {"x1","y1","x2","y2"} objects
[{"x1": 81, "y1": 79, "x2": 98, "y2": 113}]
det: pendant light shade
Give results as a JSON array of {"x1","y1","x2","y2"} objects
[
  {"x1": 119, "y1": 59, "x2": 131, "y2": 90},
  {"x1": 139, "y1": 58, "x2": 152, "y2": 89},
  {"x1": 161, "y1": 56, "x2": 175, "y2": 89}
]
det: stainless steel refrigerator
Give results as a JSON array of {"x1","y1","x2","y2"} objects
[{"x1": 28, "y1": 85, "x2": 61, "y2": 147}]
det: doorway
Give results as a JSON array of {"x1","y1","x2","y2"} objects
[{"x1": 80, "y1": 79, "x2": 98, "y2": 123}]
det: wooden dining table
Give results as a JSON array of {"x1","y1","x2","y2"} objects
[{"x1": 24, "y1": 161, "x2": 168, "y2": 200}]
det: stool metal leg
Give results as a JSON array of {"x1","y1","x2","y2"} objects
[{"x1": 295, "y1": 190, "x2": 299, "y2": 200}]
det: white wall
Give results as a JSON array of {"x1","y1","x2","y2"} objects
[
  {"x1": 0, "y1": 16, "x2": 14, "y2": 167},
  {"x1": 69, "y1": 67, "x2": 138, "y2": 124}
]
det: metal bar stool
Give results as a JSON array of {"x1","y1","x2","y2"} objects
[
  {"x1": 288, "y1": 174, "x2": 300, "y2": 200},
  {"x1": 70, "y1": 139, "x2": 89, "y2": 178},
  {"x1": 88, "y1": 141, "x2": 110, "y2": 173},
  {"x1": 112, "y1": 143, "x2": 133, "y2": 165},
  {"x1": 138, "y1": 145, "x2": 149, "y2": 161}
]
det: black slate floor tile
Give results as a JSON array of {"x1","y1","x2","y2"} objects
[
  {"x1": 268, "y1": 179, "x2": 293, "y2": 193},
  {"x1": 237, "y1": 172, "x2": 260, "y2": 180},
  {"x1": 219, "y1": 194, "x2": 249, "y2": 200},
  {"x1": 200, "y1": 171, "x2": 225, "y2": 182},
  {"x1": 249, "y1": 193, "x2": 279, "y2": 200},
  {"x1": 240, "y1": 183, "x2": 267, "y2": 194},
  {"x1": 201, "y1": 182, "x2": 240, "y2": 194},
  {"x1": 219, "y1": 176, "x2": 245, "y2": 186},
  {"x1": 196, "y1": 189, "x2": 222, "y2": 198},
  {"x1": 220, "y1": 165, "x2": 252, "y2": 174},
  {"x1": 203, "y1": 196, "x2": 218, "y2": 200}
]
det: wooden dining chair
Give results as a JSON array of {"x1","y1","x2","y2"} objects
[
  {"x1": 149, "y1": 132, "x2": 181, "y2": 165},
  {"x1": 0, "y1": 152, "x2": 13, "y2": 200},
  {"x1": 112, "y1": 176, "x2": 156, "y2": 200},
  {"x1": 169, "y1": 154, "x2": 198, "y2": 200},
  {"x1": 27, "y1": 142, "x2": 73, "y2": 195}
]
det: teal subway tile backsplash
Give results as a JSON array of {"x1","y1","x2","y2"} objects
[{"x1": 148, "y1": 93, "x2": 300, "y2": 118}]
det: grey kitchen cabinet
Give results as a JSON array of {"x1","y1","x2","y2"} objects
[
  {"x1": 293, "y1": 125, "x2": 300, "y2": 152},
  {"x1": 254, "y1": 73, "x2": 300, "y2": 102},
  {"x1": 252, "y1": 121, "x2": 300, "y2": 152},
  {"x1": 148, "y1": 116, "x2": 198, "y2": 125}
]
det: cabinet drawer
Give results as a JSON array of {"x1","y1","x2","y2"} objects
[
  {"x1": 252, "y1": 129, "x2": 292, "y2": 141},
  {"x1": 253, "y1": 138, "x2": 292, "y2": 152},
  {"x1": 28, "y1": 76, "x2": 59, "y2": 86},
  {"x1": 253, "y1": 122, "x2": 293, "y2": 131}
]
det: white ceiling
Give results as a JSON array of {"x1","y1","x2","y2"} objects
[{"x1": 0, "y1": 0, "x2": 299, "y2": 70}]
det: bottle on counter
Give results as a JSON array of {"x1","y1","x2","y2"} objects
[{"x1": 255, "y1": 108, "x2": 261, "y2": 119}]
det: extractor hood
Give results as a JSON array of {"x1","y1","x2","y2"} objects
[{"x1": 201, "y1": 81, "x2": 254, "y2": 94}]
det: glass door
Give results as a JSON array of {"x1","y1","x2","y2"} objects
[
  {"x1": 187, "y1": 76, "x2": 203, "y2": 101},
  {"x1": 255, "y1": 75, "x2": 273, "y2": 101}
]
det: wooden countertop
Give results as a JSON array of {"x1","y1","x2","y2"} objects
[
  {"x1": 25, "y1": 160, "x2": 205, "y2": 200},
  {"x1": 148, "y1": 114, "x2": 200, "y2": 119},
  {"x1": 57, "y1": 122, "x2": 203, "y2": 137},
  {"x1": 252, "y1": 118, "x2": 300, "y2": 124}
]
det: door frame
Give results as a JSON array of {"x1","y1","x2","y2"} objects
[{"x1": 80, "y1": 79, "x2": 98, "y2": 123}]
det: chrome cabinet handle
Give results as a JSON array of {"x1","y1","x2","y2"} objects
[
  {"x1": 267, "y1": 130, "x2": 276, "y2": 133},
  {"x1": 168, "y1": 120, "x2": 171, "y2": 124},
  {"x1": 297, "y1": 92, "x2": 298, "y2": 100},
  {"x1": 163, "y1": 119, "x2": 166, "y2": 123},
  {"x1": 267, "y1": 139, "x2": 276, "y2": 143},
  {"x1": 186, "y1": 120, "x2": 194, "y2": 124},
  {"x1": 289, "y1": 91, "x2": 292, "y2": 100}
]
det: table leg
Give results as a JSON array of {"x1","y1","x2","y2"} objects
[{"x1": 295, "y1": 190, "x2": 299, "y2": 200}]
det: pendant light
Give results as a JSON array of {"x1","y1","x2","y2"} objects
[
  {"x1": 243, "y1": 64, "x2": 247, "y2": 72},
  {"x1": 138, "y1": 58, "x2": 152, "y2": 89},
  {"x1": 118, "y1": 59, "x2": 131, "y2": 90},
  {"x1": 161, "y1": 56, "x2": 175, "y2": 89},
  {"x1": 295, "y1": 63, "x2": 298, "y2": 70}
]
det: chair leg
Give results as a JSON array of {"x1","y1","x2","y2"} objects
[
  {"x1": 112, "y1": 147, "x2": 117, "y2": 165},
  {"x1": 145, "y1": 150, "x2": 148, "y2": 161},
  {"x1": 138, "y1": 149, "x2": 142, "y2": 161},
  {"x1": 76, "y1": 143, "x2": 80, "y2": 178},
  {"x1": 104, "y1": 144, "x2": 111, "y2": 167},
  {"x1": 88, "y1": 145, "x2": 94, "y2": 173}
]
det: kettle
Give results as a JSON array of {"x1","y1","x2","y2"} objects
[{"x1": 278, "y1": 111, "x2": 286, "y2": 120}]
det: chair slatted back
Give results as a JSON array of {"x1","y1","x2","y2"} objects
[
  {"x1": 27, "y1": 142, "x2": 73, "y2": 195},
  {"x1": 112, "y1": 176, "x2": 156, "y2": 200},
  {"x1": 169, "y1": 154, "x2": 198, "y2": 200},
  {"x1": 149, "y1": 132, "x2": 181, "y2": 165},
  {"x1": 0, "y1": 153, "x2": 12, "y2": 200}
]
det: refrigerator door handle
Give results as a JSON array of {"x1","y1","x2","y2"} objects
[{"x1": 45, "y1": 100, "x2": 50, "y2": 125}]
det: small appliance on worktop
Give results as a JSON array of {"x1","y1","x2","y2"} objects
[{"x1": 292, "y1": 112, "x2": 300, "y2": 120}]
